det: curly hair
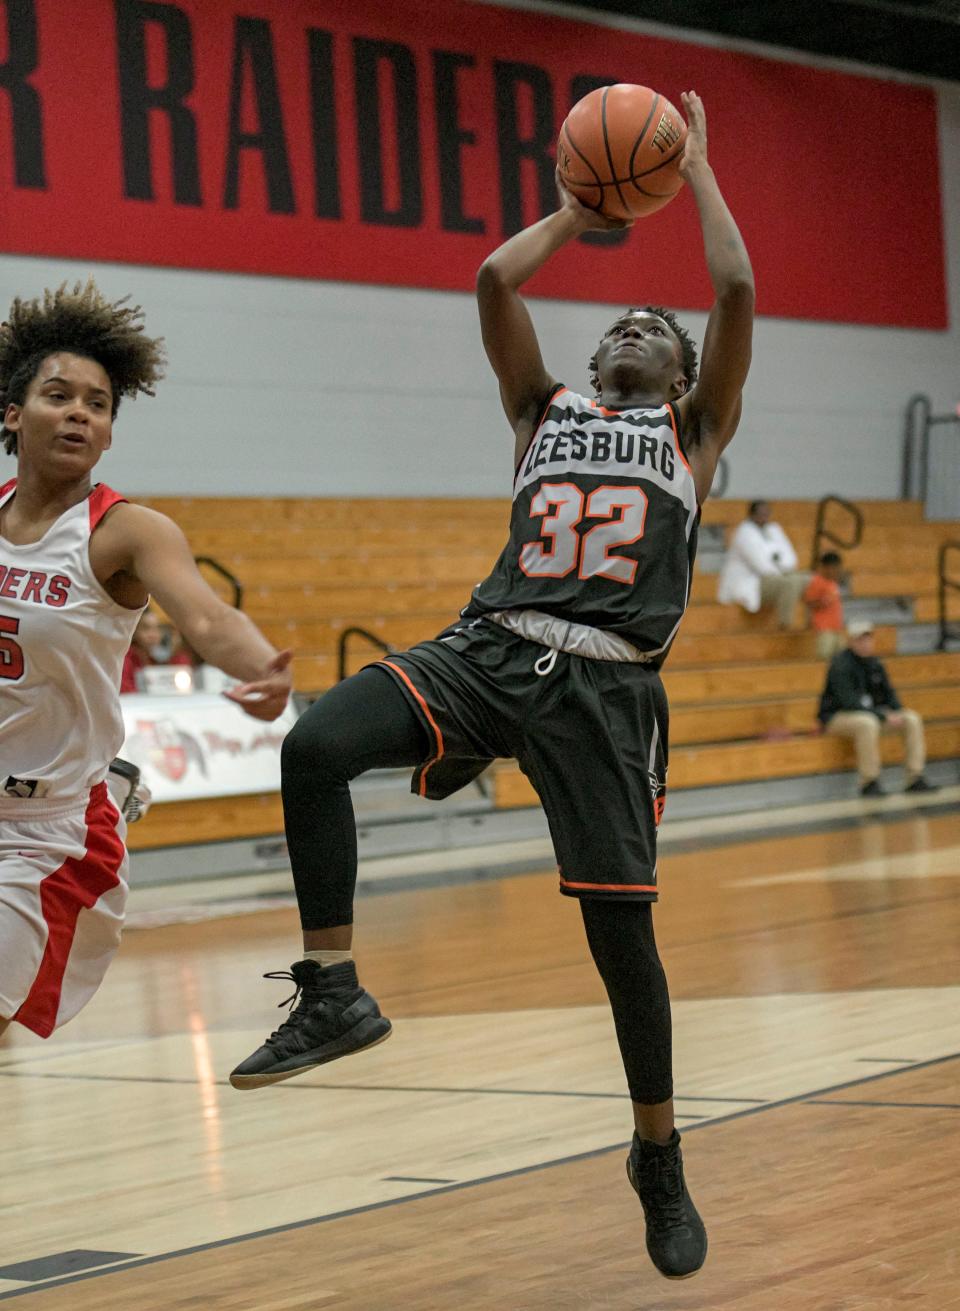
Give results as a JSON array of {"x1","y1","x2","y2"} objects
[
  {"x1": 1, "y1": 279, "x2": 166, "y2": 455},
  {"x1": 588, "y1": 305, "x2": 699, "y2": 396}
]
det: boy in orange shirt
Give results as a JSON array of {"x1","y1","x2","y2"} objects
[{"x1": 804, "y1": 551, "x2": 845, "y2": 658}]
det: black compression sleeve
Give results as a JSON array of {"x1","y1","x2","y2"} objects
[
  {"x1": 580, "y1": 898, "x2": 674, "y2": 1105},
  {"x1": 280, "y1": 666, "x2": 428, "y2": 929}
]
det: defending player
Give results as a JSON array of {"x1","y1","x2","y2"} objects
[
  {"x1": 231, "y1": 92, "x2": 753, "y2": 1281},
  {"x1": 0, "y1": 280, "x2": 293, "y2": 1042}
]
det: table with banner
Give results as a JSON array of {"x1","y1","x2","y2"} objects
[{"x1": 118, "y1": 693, "x2": 300, "y2": 850}]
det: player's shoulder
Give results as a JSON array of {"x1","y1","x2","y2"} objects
[{"x1": 95, "y1": 499, "x2": 186, "y2": 547}]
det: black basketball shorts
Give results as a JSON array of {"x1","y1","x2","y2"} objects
[{"x1": 375, "y1": 618, "x2": 669, "y2": 901}]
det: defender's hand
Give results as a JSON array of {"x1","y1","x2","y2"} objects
[
  {"x1": 555, "y1": 169, "x2": 633, "y2": 232},
  {"x1": 678, "y1": 91, "x2": 708, "y2": 175},
  {"x1": 224, "y1": 649, "x2": 294, "y2": 722}
]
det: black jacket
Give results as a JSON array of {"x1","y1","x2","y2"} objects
[{"x1": 818, "y1": 649, "x2": 902, "y2": 724}]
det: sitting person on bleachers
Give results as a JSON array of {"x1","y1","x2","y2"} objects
[
  {"x1": 717, "y1": 499, "x2": 808, "y2": 629},
  {"x1": 120, "y1": 608, "x2": 196, "y2": 693},
  {"x1": 817, "y1": 620, "x2": 938, "y2": 797},
  {"x1": 804, "y1": 550, "x2": 845, "y2": 659}
]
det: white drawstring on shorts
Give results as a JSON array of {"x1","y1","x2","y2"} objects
[{"x1": 534, "y1": 648, "x2": 558, "y2": 677}]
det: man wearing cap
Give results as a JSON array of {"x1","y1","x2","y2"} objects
[{"x1": 817, "y1": 622, "x2": 938, "y2": 796}]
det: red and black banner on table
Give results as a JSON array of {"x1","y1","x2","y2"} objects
[{"x1": 0, "y1": 0, "x2": 947, "y2": 326}]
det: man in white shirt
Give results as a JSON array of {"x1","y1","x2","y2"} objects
[{"x1": 717, "y1": 499, "x2": 809, "y2": 628}]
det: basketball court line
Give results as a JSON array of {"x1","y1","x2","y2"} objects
[
  {"x1": 805, "y1": 1098, "x2": 960, "y2": 1111},
  {"x1": 0, "y1": 1068, "x2": 766, "y2": 1104},
  {"x1": 2, "y1": 1049, "x2": 957, "y2": 1303}
]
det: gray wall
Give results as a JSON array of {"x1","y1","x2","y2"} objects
[{"x1": 1, "y1": 62, "x2": 956, "y2": 503}]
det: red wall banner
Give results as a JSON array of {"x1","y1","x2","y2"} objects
[{"x1": 0, "y1": 0, "x2": 947, "y2": 326}]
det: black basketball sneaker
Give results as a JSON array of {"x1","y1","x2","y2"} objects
[
  {"x1": 229, "y1": 959, "x2": 392, "y2": 1089},
  {"x1": 626, "y1": 1129, "x2": 708, "y2": 1279}
]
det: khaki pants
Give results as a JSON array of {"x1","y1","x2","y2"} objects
[
  {"x1": 815, "y1": 629, "x2": 845, "y2": 660},
  {"x1": 760, "y1": 572, "x2": 810, "y2": 628},
  {"x1": 826, "y1": 709, "x2": 926, "y2": 784}
]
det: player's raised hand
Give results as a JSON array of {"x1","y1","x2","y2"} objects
[
  {"x1": 224, "y1": 649, "x2": 294, "y2": 721},
  {"x1": 678, "y1": 91, "x2": 708, "y2": 175},
  {"x1": 555, "y1": 169, "x2": 634, "y2": 232}
]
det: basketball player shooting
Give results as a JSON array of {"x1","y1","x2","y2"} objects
[
  {"x1": 230, "y1": 90, "x2": 753, "y2": 1282},
  {"x1": 0, "y1": 280, "x2": 293, "y2": 1045}
]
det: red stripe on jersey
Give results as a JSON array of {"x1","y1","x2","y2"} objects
[
  {"x1": 88, "y1": 483, "x2": 127, "y2": 531},
  {"x1": 0, "y1": 477, "x2": 16, "y2": 500},
  {"x1": 14, "y1": 783, "x2": 125, "y2": 1038}
]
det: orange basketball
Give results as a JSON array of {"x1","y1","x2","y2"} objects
[{"x1": 557, "y1": 84, "x2": 687, "y2": 220}]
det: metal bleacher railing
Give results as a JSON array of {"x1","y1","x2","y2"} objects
[
  {"x1": 936, "y1": 541, "x2": 960, "y2": 651},
  {"x1": 194, "y1": 556, "x2": 244, "y2": 610},
  {"x1": 709, "y1": 455, "x2": 729, "y2": 498},
  {"x1": 902, "y1": 393, "x2": 960, "y2": 503},
  {"x1": 337, "y1": 625, "x2": 394, "y2": 682},
  {"x1": 810, "y1": 494, "x2": 863, "y2": 569}
]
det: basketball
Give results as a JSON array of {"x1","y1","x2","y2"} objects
[{"x1": 557, "y1": 84, "x2": 687, "y2": 220}]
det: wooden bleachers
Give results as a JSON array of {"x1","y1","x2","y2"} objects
[
  {"x1": 496, "y1": 719, "x2": 960, "y2": 803},
  {"x1": 129, "y1": 496, "x2": 959, "y2": 851}
]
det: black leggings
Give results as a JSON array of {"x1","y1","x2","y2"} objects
[{"x1": 281, "y1": 666, "x2": 673, "y2": 1104}]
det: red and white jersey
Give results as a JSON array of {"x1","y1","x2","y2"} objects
[{"x1": 0, "y1": 479, "x2": 144, "y2": 799}]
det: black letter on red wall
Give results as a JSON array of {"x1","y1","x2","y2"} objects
[
  {"x1": 307, "y1": 28, "x2": 340, "y2": 219},
  {"x1": 433, "y1": 51, "x2": 483, "y2": 235},
  {"x1": 0, "y1": 0, "x2": 45, "y2": 187},
  {"x1": 115, "y1": 0, "x2": 201, "y2": 205},
  {"x1": 353, "y1": 38, "x2": 422, "y2": 228},
  {"x1": 568, "y1": 75, "x2": 627, "y2": 248},
  {"x1": 224, "y1": 18, "x2": 295, "y2": 213},
  {"x1": 493, "y1": 62, "x2": 555, "y2": 237}
]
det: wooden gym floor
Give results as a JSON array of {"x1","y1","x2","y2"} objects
[{"x1": 1, "y1": 799, "x2": 959, "y2": 1309}]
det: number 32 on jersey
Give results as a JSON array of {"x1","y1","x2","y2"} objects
[{"x1": 520, "y1": 482, "x2": 648, "y2": 585}]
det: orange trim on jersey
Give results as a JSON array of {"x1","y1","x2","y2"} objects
[
  {"x1": 588, "y1": 397, "x2": 624, "y2": 419},
  {"x1": 666, "y1": 402, "x2": 693, "y2": 478},
  {"x1": 514, "y1": 383, "x2": 567, "y2": 476},
  {"x1": 88, "y1": 483, "x2": 127, "y2": 531},
  {"x1": 559, "y1": 875, "x2": 658, "y2": 893},
  {"x1": 380, "y1": 660, "x2": 445, "y2": 798}
]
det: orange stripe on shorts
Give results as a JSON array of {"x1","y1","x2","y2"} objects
[
  {"x1": 559, "y1": 875, "x2": 658, "y2": 894},
  {"x1": 380, "y1": 660, "x2": 445, "y2": 797}
]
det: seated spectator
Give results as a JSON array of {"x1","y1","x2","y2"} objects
[
  {"x1": 804, "y1": 550, "x2": 845, "y2": 659},
  {"x1": 717, "y1": 499, "x2": 809, "y2": 629},
  {"x1": 817, "y1": 621, "x2": 938, "y2": 797},
  {"x1": 120, "y1": 608, "x2": 196, "y2": 693}
]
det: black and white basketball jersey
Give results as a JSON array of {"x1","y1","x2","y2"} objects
[{"x1": 464, "y1": 386, "x2": 700, "y2": 664}]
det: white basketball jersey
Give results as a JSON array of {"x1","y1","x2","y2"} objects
[{"x1": 0, "y1": 479, "x2": 144, "y2": 799}]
